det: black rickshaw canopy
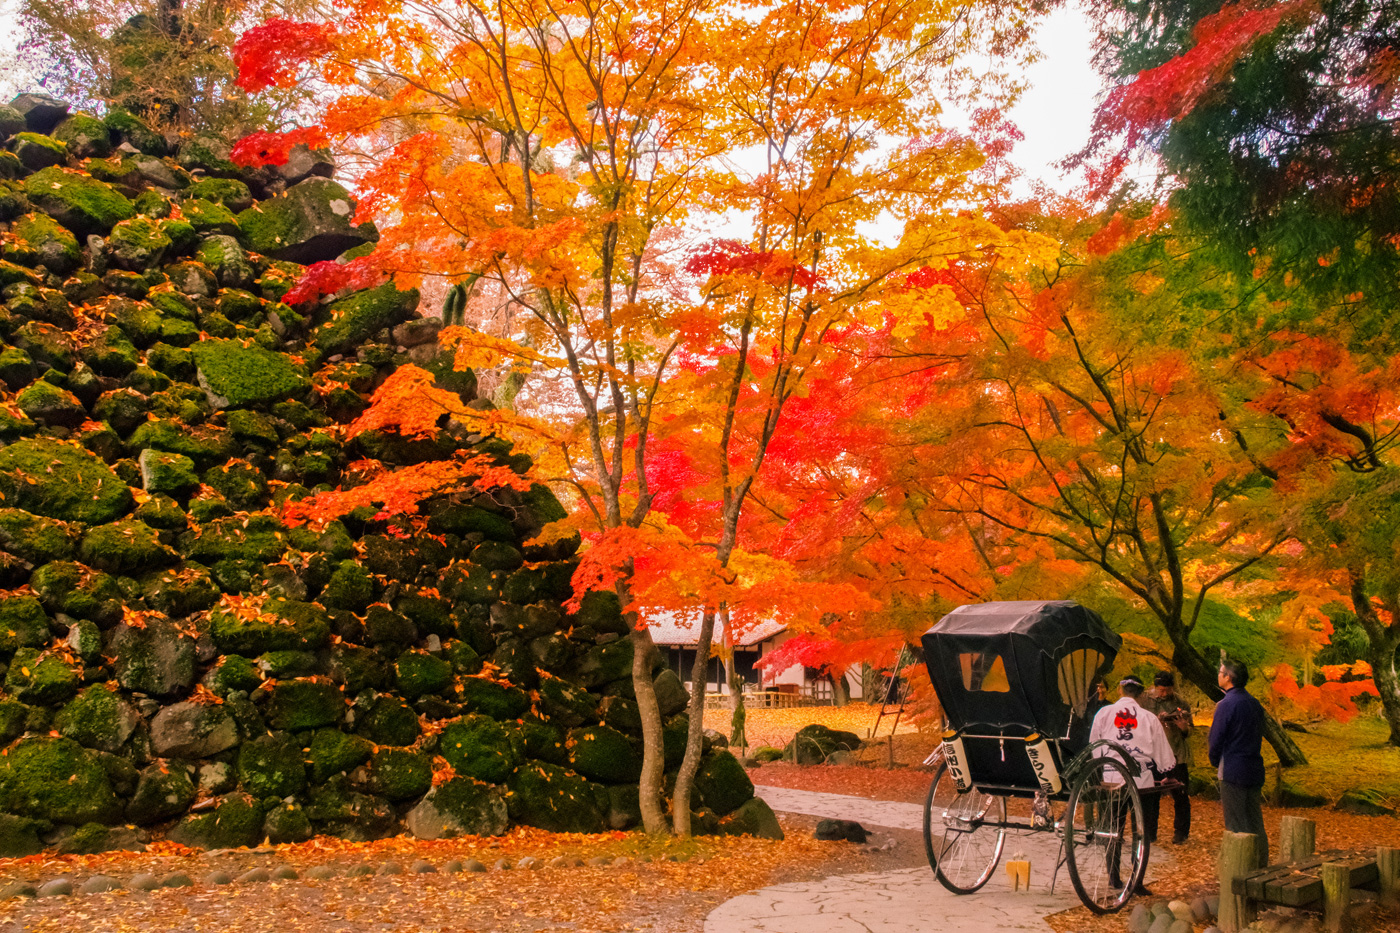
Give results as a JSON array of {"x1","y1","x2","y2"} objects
[{"x1": 922, "y1": 600, "x2": 1121, "y2": 741}]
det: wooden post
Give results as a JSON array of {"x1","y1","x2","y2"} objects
[
  {"x1": 1378, "y1": 846, "x2": 1400, "y2": 905},
  {"x1": 1218, "y1": 831, "x2": 1260, "y2": 933},
  {"x1": 1278, "y1": 816, "x2": 1316, "y2": 864},
  {"x1": 1322, "y1": 861, "x2": 1350, "y2": 932}
]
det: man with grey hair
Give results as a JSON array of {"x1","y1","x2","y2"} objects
[{"x1": 1209, "y1": 659, "x2": 1268, "y2": 865}]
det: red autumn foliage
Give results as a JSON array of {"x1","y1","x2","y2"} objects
[
  {"x1": 230, "y1": 126, "x2": 331, "y2": 168},
  {"x1": 684, "y1": 239, "x2": 824, "y2": 293},
  {"x1": 282, "y1": 256, "x2": 385, "y2": 305},
  {"x1": 233, "y1": 19, "x2": 336, "y2": 93}
]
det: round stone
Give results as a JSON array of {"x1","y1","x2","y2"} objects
[
  {"x1": 612, "y1": 856, "x2": 630, "y2": 868},
  {"x1": 463, "y1": 859, "x2": 487, "y2": 873},
  {"x1": 202, "y1": 871, "x2": 233, "y2": 886},
  {"x1": 377, "y1": 862, "x2": 403, "y2": 875},
  {"x1": 305, "y1": 866, "x2": 337, "y2": 880},
  {"x1": 271, "y1": 866, "x2": 298, "y2": 881},
  {"x1": 37, "y1": 878, "x2": 72, "y2": 897},
  {"x1": 235, "y1": 868, "x2": 271, "y2": 884},
  {"x1": 347, "y1": 864, "x2": 374, "y2": 877},
  {"x1": 129, "y1": 873, "x2": 160, "y2": 891},
  {"x1": 160, "y1": 873, "x2": 193, "y2": 888},
  {"x1": 587, "y1": 857, "x2": 612, "y2": 867},
  {"x1": 410, "y1": 860, "x2": 436, "y2": 874},
  {"x1": 78, "y1": 875, "x2": 121, "y2": 894},
  {"x1": 491, "y1": 859, "x2": 511, "y2": 871},
  {"x1": 440, "y1": 860, "x2": 464, "y2": 874}
]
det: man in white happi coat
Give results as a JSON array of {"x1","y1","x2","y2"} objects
[{"x1": 1087, "y1": 674, "x2": 1176, "y2": 894}]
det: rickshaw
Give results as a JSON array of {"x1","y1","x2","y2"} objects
[{"x1": 920, "y1": 600, "x2": 1167, "y2": 913}]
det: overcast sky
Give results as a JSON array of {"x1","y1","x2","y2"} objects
[{"x1": 0, "y1": 0, "x2": 1106, "y2": 194}]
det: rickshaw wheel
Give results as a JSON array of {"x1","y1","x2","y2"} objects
[
  {"x1": 923, "y1": 761, "x2": 1007, "y2": 894},
  {"x1": 1064, "y1": 756, "x2": 1149, "y2": 914}
]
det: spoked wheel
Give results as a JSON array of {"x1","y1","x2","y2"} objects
[
  {"x1": 923, "y1": 761, "x2": 1007, "y2": 894},
  {"x1": 1064, "y1": 756, "x2": 1149, "y2": 914}
]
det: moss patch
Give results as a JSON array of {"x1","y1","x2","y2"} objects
[
  {"x1": 238, "y1": 734, "x2": 307, "y2": 799},
  {"x1": 209, "y1": 597, "x2": 330, "y2": 654},
  {"x1": 0, "y1": 596, "x2": 51, "y2": 653},
  {"x1": 567, "y1": 725, "x2": 642, "y2": 784},
  {"x1": 308, "y1": 728, "x2": 374, "y2": 782},
  {"x1": 0, "y1": 737, "x2": 121, "y2": 825},
  {"x1": 78, "y1": 519, "x2": 178, "y2": 575},
  {"x1": 23, "y1": 166, "x2": 135, "y2": 237},
  {"x1": 313, "y1": 283, "x2": 420, "y2": 356},
  {"x1": 367, "y1": 748, "x2": 431, "y2": 801},
  {"x1": 0, "y1": 509, "x2": 75, "y2": 565},
  {"x1": 394, "y1": 649, "x2": 452, "y2": 698},
  {"x1": 190, "y1": 338, "x2": 309, "y2": 409},
  {"x1": 506, "y1": 762, "x2": 607, "y2": 833},
  {"x1": 440, "y1": 715, "x2": 522, "y2": 785},
  {"x1": 263, "y1": 678, "x2": 343, "y2": 731},
  {"x1": 0, "y1": 438, "x2": 133, "y2": 524}
]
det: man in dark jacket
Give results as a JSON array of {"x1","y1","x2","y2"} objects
[{"x1": 1209, "y1": 659, "x2": 1267, "y2": 865}]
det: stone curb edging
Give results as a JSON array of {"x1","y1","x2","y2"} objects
[{"x1": 0, "y1": 852, "x2": 679, "y2": 901}]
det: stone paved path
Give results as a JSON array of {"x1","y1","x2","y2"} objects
[{"x1": 706, "y1": 786, "x2": 1172, "y2": 933}]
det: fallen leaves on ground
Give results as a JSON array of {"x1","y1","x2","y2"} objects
[
  {"x1": 751, "y1": 762, "x2": 933, "y2": 804},
  {"x1": 0, "y1": 821, "x2": 873, "y2": 933},
  {"x1": 701, "y1": 701, "x2": 925, "y2": 753}
]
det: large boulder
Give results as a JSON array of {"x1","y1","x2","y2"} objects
[
  {"x1": 312, "y1": 282, "x2": 419, "y2": 356},
  {"x1": 22, "y1": 166, "x2": 135, "y2": 236},
  {"x1": 439, "y1": 715, "x2": 521, "y2": 784},
  {"x1": 149, "y1": 701, "x2": 240, "y2": 758},
  {"x1": 694, "y1": 749, "x2": 754, "y2": 816},
  {"x1": 167, "y1": 793, "x2": 263, "y2": 849},
  {"x1": 54, "y1": 684, "x2": 141, "y2": 752},
  {"x1": 0, "y1": 737, "x2": 121, "y2": 824},
  {"x1": 405, "y1": 778, "x2": 509, "y2": 840},
  {"x1": 110, "y1": 616, "x2": 197, "y2": 696},
  {"x1": 506, "y1": 762, "x2": 608, "y2": 833},
  {"x1": 717, "y1": 797, "x2": 784, "y2": 840},
  {"x1": 190, "y1": 338, "x2": 310, "y2": 409},
  {"x1": 567, "y1": 725, "x2": 642, "y2": 784},
  {"x1": 785, "y1": 723, "x2": 863, "y2": 765},
  {"x1": 0, "y1": 438, "x2": 132, "y2": 524},
  {"x1": 126, "y1": 763, "x2": 196, "y2": 825},
  {"x1": 235, "y1": 177, "x2": 377, "y2": 263}
]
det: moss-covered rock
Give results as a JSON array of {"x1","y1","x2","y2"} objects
[
  {"x1": 0, "y1": 813, "x2": 44, "y2": 857},
  {"x1": 187, "y1": 178, "x2": 252, "y2": 212},
  {"x1": 308, "y1": 728, "x2": 374, "y2": 782},
  {"x1": 209, "y1": 596, "x2": 329, "y2": 654},
  {"x1": 366, "y1": 748, "x2": 431, "y2": 801},
  {"x1": 0, "y1": 438, "x2": 132, "y2": 524},
  {"x1": 103, "y1": 108, "x2": 165, "y2": 156},
  {"x1": 167, "y1": 792, "x2": 263, "y2": 849},
  {"x1": 236, "y1": 177, "x2": 377, "y2": 264},
  {"x1": 394, "y1": 650, "x2": 452, "y2": 699},
  {"x1": 0, "y1": 596, "x2": 52, "y2": 653},
  {"x1": 263, "y1": 678, "x2": 343, "y2": 731},
  {"x1": 13, "y1": 132, "x2": 67, "y2": 171},
  {"x1": 78, "y1": 519, "x2": 178, "y2": 575},
  {"x1": 306, "y1": 776, "x2": 397, "y2": 841},
  {"x1": 5, "y1": 648, "x2": 81, "y2": 705},
  {"x1": 29, "y1": 561, "x2": 123, "y2": 626},
  {"x1": 140, "y1": 563, "x2": 219, "y2": 616},
  {"x1": 457, "y1": 676, "x2": 532, "y2": 721},
  {"x1": 470, "y1": 540, "x2": 524, "y2": 572},
  {"x1": 15, "y1": 379, "x2": 85, "y2": 429},
  {"x1": 0, "y1": 509, "x2": 76, "y2": 565},
  {"x1": 180, "y1": 198, "x2": 239, "y2": 237},
  {"x1": 54, "y1": 684, "x2": 140, "y2": 753},
  {"x1": 354, "y1": 695, "x2": 420, "y2": 747},
  {"x1": 263, "y1": 802, "x2": 312, "y2": 844},
  {"x1": 185, "y1": 513, "x2": 288, "y2": 564},
  {"x1": 23, "y1": 166, "x2": 135, "y2": 237},
  {"x1": 4, "y1": 212, "x2": 80, "y2": 273},
  {"x1": 716, "y1": 797, "x2": 784, "y2": 840},
  {"x1": 189, "y1": 338, "x2": 309, "y2": 409},
  {"x1": 313, "y1": 282, "x2": 419, "y2": 356},
  {"x1": 196, "y1": 235, "x2": 256, "y2": 289},
  {"x1": 109, "y1": 615, "x2": 196, "y2": 696},
  {"x1": 693, "y1": 749, "x2": 754, "y2": 816},
  {"x1": 322, "y1": 560, "x2": 374, "y2": 611},
  {"x1": 238, "y1": 734, "x2": 306, "y2": 799},
  {"x1": 137, "y1": 448, "x2": 198, "y2": 496},
  {"x1": 566, "y1": 725, "x2": 642, "y2": 784},
  {"x1": 52, "y1": 113, "x2": 111, "y2": 159},
  {"x1": 0, "y1": 736, "x2": 121, "y2": 824},
  {"x1": 405, "y1": 777, "x2": 508, "y2": 840},
  {"x1": 440, "y1": 715, "x2": 522, "y2": 785},
  {"x1": 126, "y1": 762, "x2": 196, "y2": 825},
  {"x1": 506, "y1": 762, "x2": 608, "y2": 833},
  {"x1": 108, "y1": 216, "x2": 173, "y2": 271},
  {"x1": 84, "y1": 325, "x2": 140, "y2": 377}
]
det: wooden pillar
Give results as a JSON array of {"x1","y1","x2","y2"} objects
[
  {"x1": 1278, "y1": 816, "x2": 1316, "y2": 864},
  {"x1": 1322, "y1": 861, "x2": 1350, "y2": 932},
  {"x1": 1218, "y1": 831, "x2": 1260, "y2": 933},
  {"x1": 1377, "y1": 847, "x2": 1400, "y2": 905}
]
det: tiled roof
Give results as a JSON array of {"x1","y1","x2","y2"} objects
[{"x1": 645, "y1": 610, "x2": 786, "y2": 647}]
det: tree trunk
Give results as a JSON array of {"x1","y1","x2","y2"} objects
[
  {"x1": 830, "y1": 670, "x2": 850, "y2": 707},
  {"x1": 671, "y1": 608, "x2": 718, "y2": 836},
  {"x1": 1366, "y1": 633, "x2": 1400, "y2": 746},
  {"x1": 1170, "y1": 635, "x2": 1308, "y2": 766},
  {"x1": 722, "y1": 609, "x2": 747, "y2": 751},
  {"x1": 625, "y1": 585, "x2": 668, "y2": 835}
]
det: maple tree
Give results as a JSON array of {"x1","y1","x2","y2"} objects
[{"x1": 235, "y1": 0, "x2": 1056, "y2": 835}]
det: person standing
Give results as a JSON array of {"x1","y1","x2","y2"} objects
[
  {"x1": 1209, "y1": 659, "x2": 1268, "y2": 866},
  {"x1": 1143, "y1": 671, "x2": 1193, "y2": 844},
  {"x1": 1089, "y1": 675, "x2": 1176, "y2": 894}
]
